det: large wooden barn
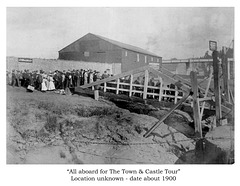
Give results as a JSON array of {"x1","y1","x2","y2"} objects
[{"x1": 58, "y1": 33, "x2": 162, "y2": 73}]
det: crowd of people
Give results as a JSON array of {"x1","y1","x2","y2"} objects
[
  {"x1": 6, "y1": 68, "x2": 181, "y2": 101},
  {"x1": 6, "y1": 68, "x2": 111, "y2": 93}
]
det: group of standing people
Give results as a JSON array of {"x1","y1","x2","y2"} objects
[
  {"x1": 6, "y1": 68, "x2": 104, "y2": 92},
  {"x1": 7, "y1": 68, "x2": 182, "y2": 102}
]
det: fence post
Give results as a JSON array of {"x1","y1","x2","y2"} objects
[
  {"x1": 94, "y1": 90, "x2": 99, "y2": 101},
  {"x1": 104, "y1": 82, "x2": 107, "y2": 92},
  {"x1": 143, "y1": 70, "x2": 149, "y2": 99},
  {"x1": 116, "y1": 78, "x2": 120, "y2": 94},
  {"x1": 158, "y1": 77, "x2": 163, "y2": 101},
  {"x1": 190, "y1": 71, "x2": 202, "y2": 138},
  {"x1": 174, "y1": 86, "x2": 178, "y2": 104},
  {"x1": 129, "y1": 74, "x2": 133, "y2": 97}
]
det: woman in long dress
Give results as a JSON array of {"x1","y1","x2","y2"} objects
[
  {"x1": 47, "y1": 74, "x2": 56, "y2": 91},
  {"x1": 41, "y1": 74, "x2": 48, "y2": 92}
]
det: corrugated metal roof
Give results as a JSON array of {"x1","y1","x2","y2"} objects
[{"x1": 92, "y1": 33, "x2": 161, "y2": 58}]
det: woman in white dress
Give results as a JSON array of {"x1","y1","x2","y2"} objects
[
  {"x1": 41, "y1": 73, "x2": 48, "y2": 92},
  {"x1": 47, "y1": 74, "x2": 56, "y2": 91}
]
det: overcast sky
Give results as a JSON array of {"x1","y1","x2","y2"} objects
[{"x1": 7, "y1": 7, "x2": 234, "y2": 59}]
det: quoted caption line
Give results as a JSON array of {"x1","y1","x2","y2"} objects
[{"x1": 67, "y1": 168, "x2": 180, "y2": 182}]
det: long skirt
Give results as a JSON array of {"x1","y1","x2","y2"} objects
[
  {"x1": 41, "y1": 80, "x2": 48, "y2": 91},
  {"x1": 48, "y1": 81, "x2": 55, "y2": 91}
]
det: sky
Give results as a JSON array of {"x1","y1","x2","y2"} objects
[{"x1": 7, "y1": 7, "x2": 234, "y2": 59}]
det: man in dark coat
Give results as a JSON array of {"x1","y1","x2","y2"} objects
[
  {"x1": 53, "y1": 71, "x2": 59, "y2": 89},
  {"x1": 11, "y1": 70, "x2": 17, "y2": 87}
]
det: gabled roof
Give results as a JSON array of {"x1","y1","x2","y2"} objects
[
  {"x1": 59, "y1": 33, "x2": 161, "y2": 58},
  {"x1": 92, "y1": 33, "x2": 161, "y2": 58}
]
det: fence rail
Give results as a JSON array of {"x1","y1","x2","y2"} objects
[{"x1": 95, "y1": 80, "x2": 185, "y2": 104}]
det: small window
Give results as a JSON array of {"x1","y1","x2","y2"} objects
[
  {"x1": 151, "y1": 57, "x2": 153, "y2": 61},
  {"x1": 125, "y1": 51, "x2": 128, "y2": 57},
  {"x1": 145, "y1": 56, "x2": 147, "y2": 63},
  {"x1": 157, "y1": 58, "x2": 159, "y2": 62},
  {"x1": 84, "y1": 51, "x2": 90, "y2": 57},
  {"x1": 137, "y1": 54, "x2": 140, "y2": 62}
]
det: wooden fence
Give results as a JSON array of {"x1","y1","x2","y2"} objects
[
  {"x1": 98, "y1": 78, "x2": 184, "y2": 103},
  {"x1": 80, "y1": 65, "x2": 232, "y2": 111}
]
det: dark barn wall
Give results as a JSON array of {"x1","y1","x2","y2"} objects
[
  {"x1": 121, "y1": 50, "x2": 149, "y2": 72},
  {"x1": 59, "y1": 34, "x2": 122, "y2": 64},
  {"x1": 121, "y1": 49, "x2": 161, "y2": 72}
]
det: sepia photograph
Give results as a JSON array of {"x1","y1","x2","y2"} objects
[{"x1": 6, "y1": 7, "x2": 234, "y2": 165}]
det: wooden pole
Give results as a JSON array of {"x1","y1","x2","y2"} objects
[
  {"x1": 190, "y1": 71, "x2": 202, "y2": 138},
  {"x1": 116, "y1": 78, "x2": 120, "y2": 94},
  {"x1": 174, "y1": 86, "x2": 178, "y2": 104},
  {"x1": 129, "y1": 74, "x2": 133, "y2": 97},
  {"x1": 200, "y1": 68, "x2": 213, "y2": 120},
  {"x1": 104, "y1": 82, "x2": 107, "y2": 92},
  {"x1": 158, "y1": 77, "x2": 163, "y2": 101},
  {"x1": 143, "y1": 92, "x2": 191, "y2": 138},
  {"x1": 143, "y1": 70, "x2": 149, "y2": 99},
  {"x1": 212, "y1": 50, "x2": 222, "y2": 127},
  {"x1": 228, "y1": 59, "x2": 230, "y2": 80},
  {"x1": 221, "y1": 46, "x2": 230, "y2": 102},
  {"x1": 94, "y1": 90, "x2": 99, "y2": 101}
]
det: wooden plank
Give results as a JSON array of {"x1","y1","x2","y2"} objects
[
  {"x1": 132, "y1": 90, "x2": 143, "y2": 94},
  {"x1": 116, "y1": 78, "x2": 120, "y2": 94},
  {"x1": 190, "y1": 71, "x2": 202, "y2": 138},
  {"x1": 147, "y1": 66, "x2": 190, "y2": 92},
  {"x1": 228, "y1": 59, "x2": 230, "y2": 80},
  {"x1": 108, "y1": 81, "x2": 143, "y2": 87},
  {"x1": 160, "y1": 59, "x2": 233, "y2": 113},
  {"x1": 143, "y1": 91, "x2": 191, "y2": 138},
  {"x1": 230, "y1": 89, "x2": 234, "y2": 105},
  {"x1": 159, "y1": 77, "x2": 163, "y2": 101},
  {"x1": 198, "y1": 97, "x2": 212, "y2": 102},
  {"x1": 143, "y1": 70, "x2": 149, "y2": 99},
  {"x1": 161, "y1": 65, "x2": 215, "y2": 97},
  {"x1": 200, "y1": 68, "x2": 213, "y2": 120},
  {"x1": 129, "y1": 74, "x2": 133, "y2": 97},
  {"x1": 212, "y1": 50, "x2": 222, "y2": 127},
  {"x1": 94, "y1": 90, "x2": 99, "y2": 101},
  {"x1": 105, "y1": 87, "x2": 117, "y2": 90},
  {"x1": 221, "y1": 47, "x2": 230, "y2": 102},
  {"x1": 103, "y1": 82, "x2": 107, "y2": 92},
  {"x1": 174, "y1": 86, "x2": 178, "y2": 104}
]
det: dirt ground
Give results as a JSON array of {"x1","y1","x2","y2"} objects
[{"x1": 7, "y1": 86, "x2": 196, "y2": 164}]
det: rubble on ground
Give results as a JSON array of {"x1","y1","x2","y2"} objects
[{"x1": 7, "y1": 87, "x2": 196, "y2": 164}]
